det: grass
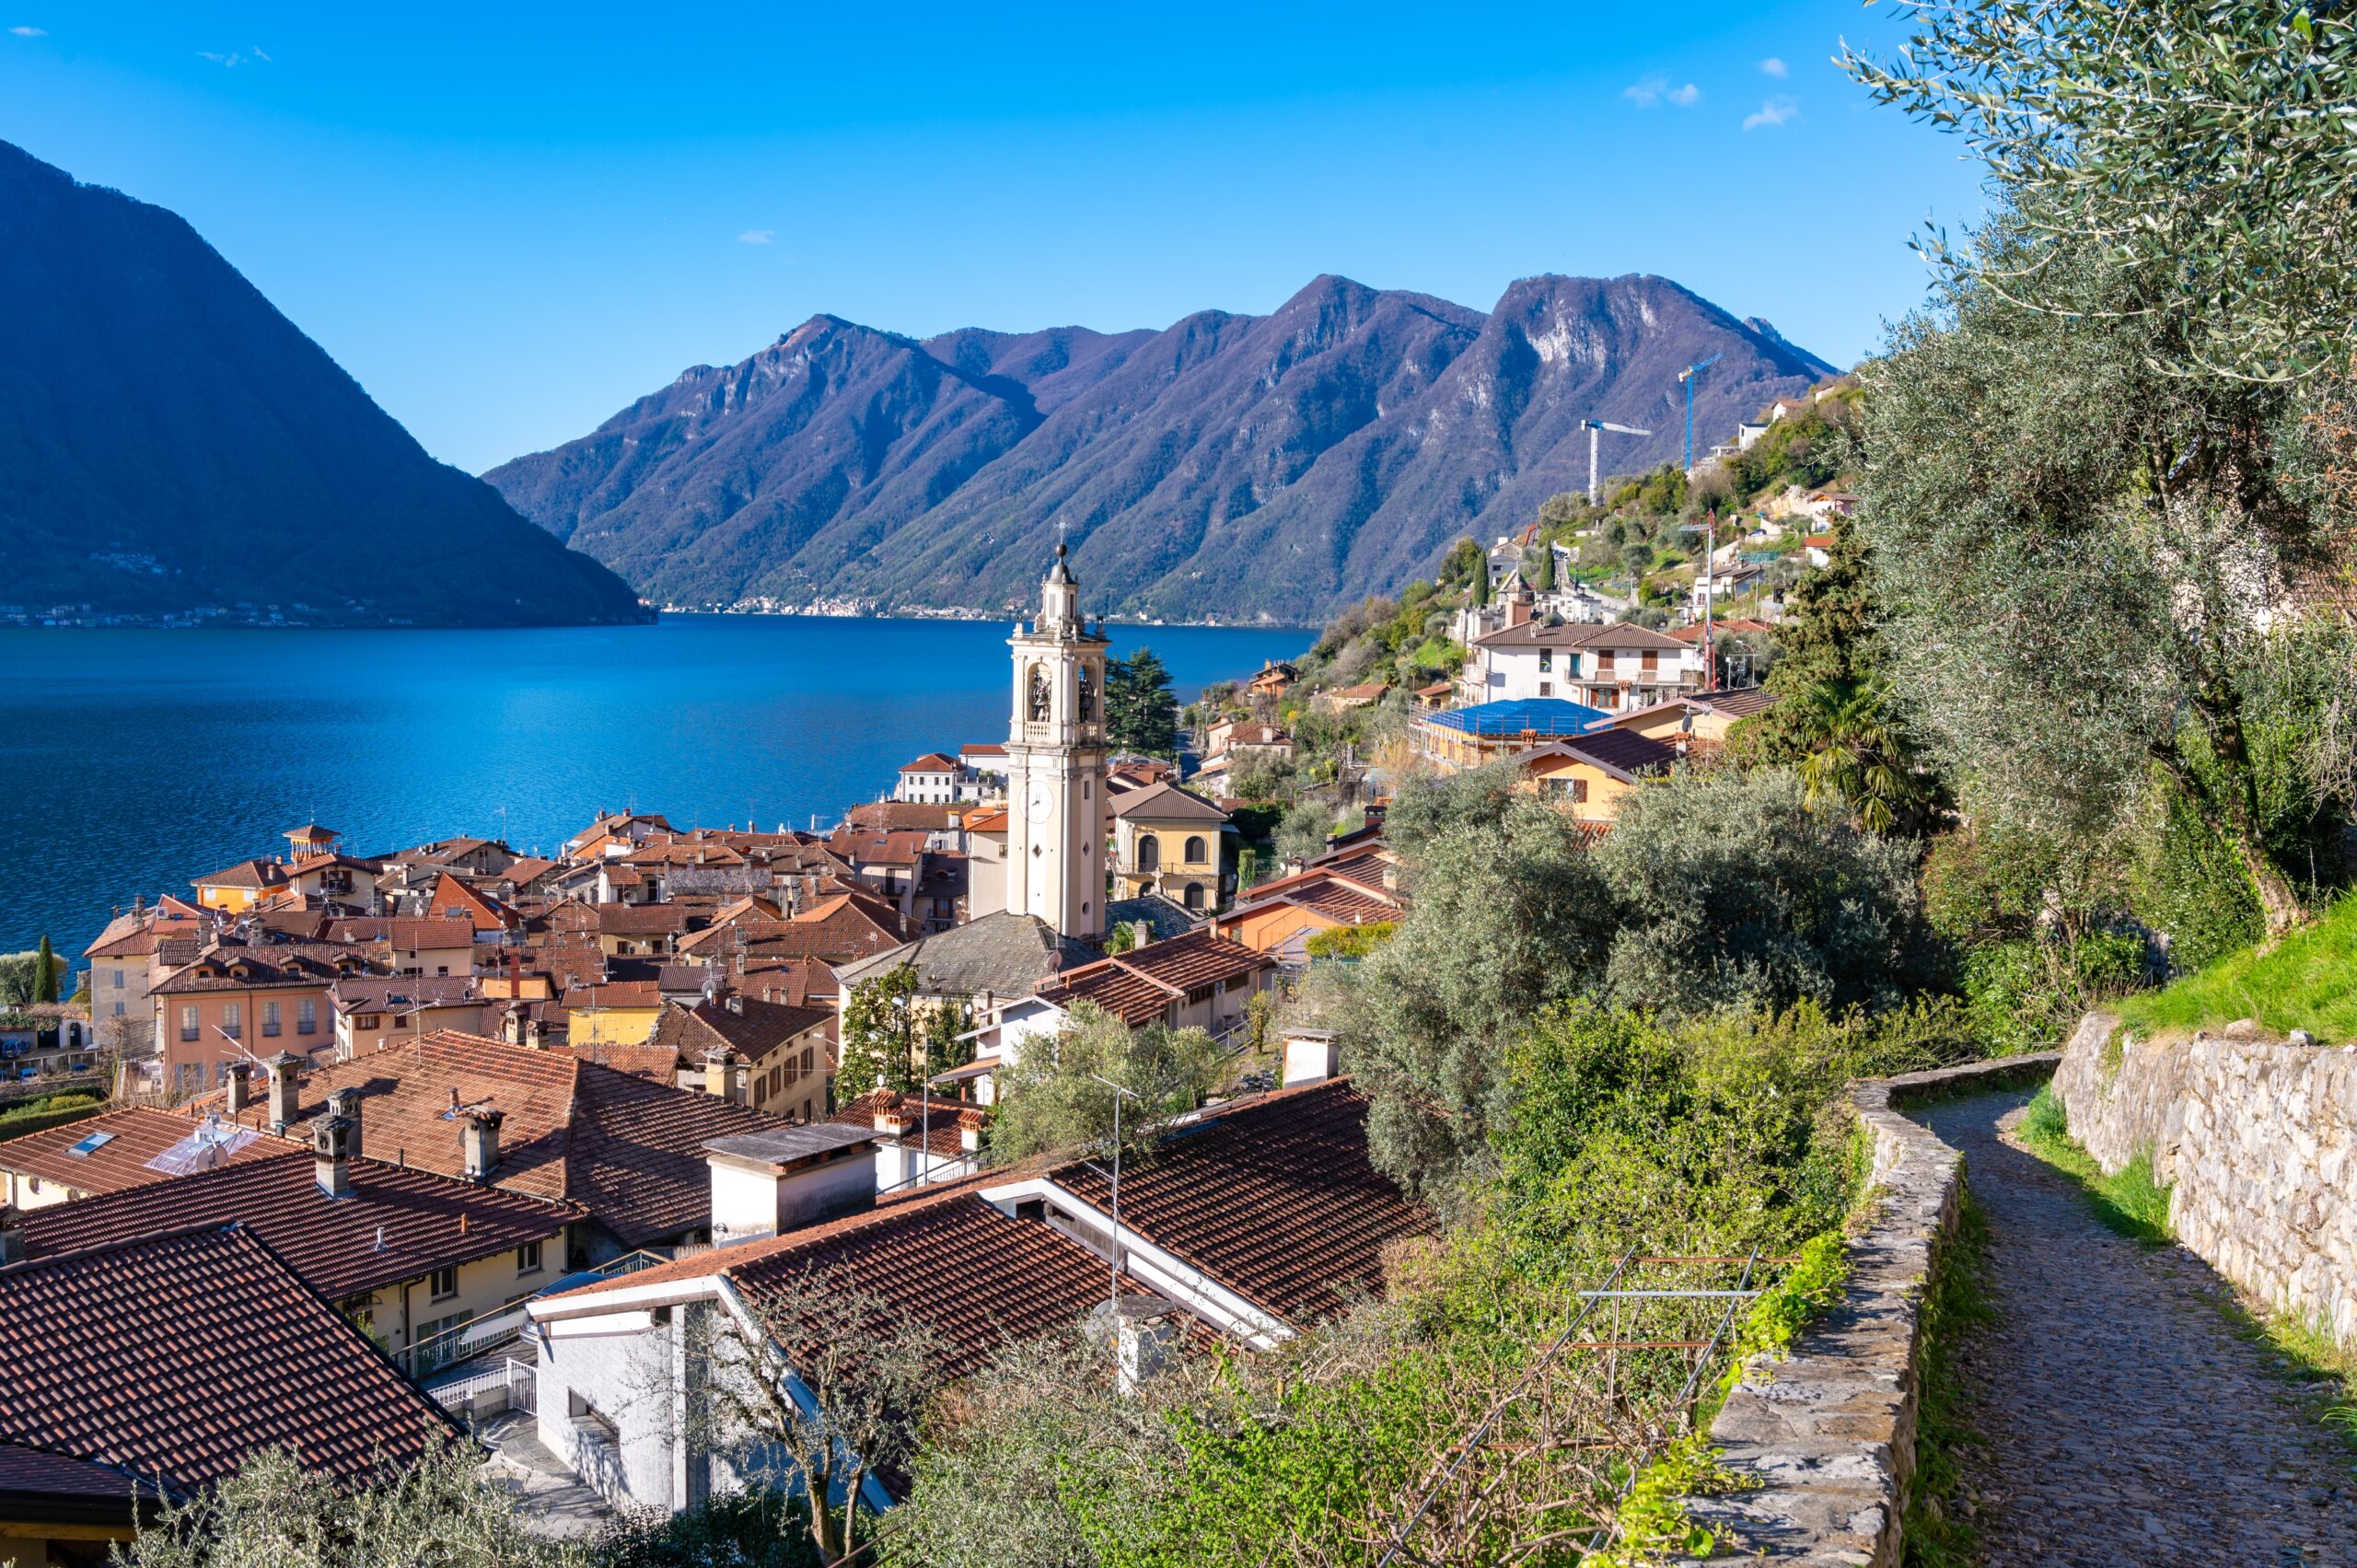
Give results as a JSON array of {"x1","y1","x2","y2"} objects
[
  {"x1": 2012, "y1": 1086, "x2": 2176, "y2": 1245},
  {"x1": 1903, "y1": 1190, "x2": 1994, "y2": 1568},
  {"x1": 2111, "y1": 892, "x2": 2357, "y2": 1045}
]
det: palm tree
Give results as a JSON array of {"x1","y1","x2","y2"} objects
[{"x1": 1792, "y1": 678, "x2": 1933, "y2": 833}]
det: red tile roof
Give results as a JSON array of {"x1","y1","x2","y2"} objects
[
  {"x1": 900, "y1": 752, "x2": 959, "y2": 773},
  {"x1": 17, "y1": 1147, "x2": 575, "y2": 1301},
  {"x1": 0, "y1": 1225, "x2": 459, "y2": 1493},
  {"x1": 1033, "y1": 931, "x2": 1272, "y2": 1026}
]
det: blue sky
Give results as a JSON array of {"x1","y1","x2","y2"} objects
[{"x1": 0, "y1": 3, "x2": 1984, "y2": 474}]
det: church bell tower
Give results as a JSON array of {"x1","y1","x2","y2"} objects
[{"x1": 1004, "y1": 545, "x2": 1109, "y2": 941}]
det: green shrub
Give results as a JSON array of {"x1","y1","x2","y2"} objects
[{"x1": 1960, "y1": 933, "x2": 2144, "y2": 1055}]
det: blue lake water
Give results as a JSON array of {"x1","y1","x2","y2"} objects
[{"x1": 0, "y1": 615, "x2": 1312, "y2": 959}]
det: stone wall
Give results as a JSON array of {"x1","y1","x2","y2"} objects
[
  {"x1": 1680, "y1": 1053, "x2": 2058, "y2": 1567},
  {"x1": 2054, "y1": 1012, "x2": 2357, "y2": 1348}
]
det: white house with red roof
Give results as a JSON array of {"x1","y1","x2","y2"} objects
[{"x1": 893, "y1": 753, "x2": 962, "y2": 805}]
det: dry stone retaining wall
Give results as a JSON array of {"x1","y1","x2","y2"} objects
[
  {"x1": 1678, "y1": 1054, "x2": 2057, "y2": 1567},
  {"x1": 2054, "y1": 1012, "x2": 2357, "y2": 1348}
]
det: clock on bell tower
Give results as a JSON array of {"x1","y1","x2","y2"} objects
[{"x1": 1004, "y1": 544, "x2": 1109, "y2": 941}]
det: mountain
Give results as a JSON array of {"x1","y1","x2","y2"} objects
[
  {"x1": 0, "y1": 142, "x2": 646, "y2": 627},
  {"x1": 490, "y1": 273, "x2": 1835, "y2": 622}
]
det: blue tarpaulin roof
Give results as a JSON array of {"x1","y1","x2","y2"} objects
[{"x1": 1422, "y1": 698, "x2": 1612, "y2": 738}]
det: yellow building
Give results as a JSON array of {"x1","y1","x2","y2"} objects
[
  {"x1": 1608, "y1": 686, "x2": 1782, "y2": 756},
  {"x1": 1110, "y1": 782, "x2": 1229, "y2": 914},
  {"x1": 1514, "y1": 731, "x2": 1678, "y2": 822}
]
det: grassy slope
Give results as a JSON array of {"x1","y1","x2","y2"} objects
[{"x1": 2112, "y1": 894, "x2": 2357, "y2": 1043}]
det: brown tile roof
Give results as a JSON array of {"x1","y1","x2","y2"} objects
[
  {"x1": 324, "y1": 916, "x2": 478, "y2": 949},
  {"x1": 1033, "y1": 931, "x2": 1272, "y2": 1026},
  {"x1": 198, "y1": 1030, "x2": 791, "y2": 1247},
  {"x1": 649, "y1": 996, "x2": 833, "y2": 1066},
  {"x1": 151, "y1": 942, "x2": 380, "y2": 995},
  {"x1": 1474, "y1": 620, "x2": 1685, "y2": 651},
  {"x1": 828, "y1": 826, "x2": 933, "y2": 867},
  {"x1": 1052, "y1": 1080, "x2": 1429, "y2": 1323},
  {"x1": 191, "y1": 857, "x2": 287, "y2": 891},
  {"x1": 17, "y1": 1148, "x2": 575, "y2": 1301},
  {"x1": 0, "y1": 1107, "x2": 282, "y2": 1198},
  {"x1": 1522, "y1": 728, "x2": 1680, "y2": 783},
  {"x1": 1698, "y1": 685, "x2": 1781, "y2": 719},
  {"x1": 545, "y1": 1177, "x2": 1120, "y2": 1376},
  {"x1": 844, "y1": 800, "x2": 959, "y2": 834},
  {"x1": 1109, "y1": 781, "x2": 1229, "y2": 824},
  {"x1": 900, "y1": 752, "x2": 959, "y2": 772},
  {"x1": 593, "y1": 904, "x2": 693, "y2": 935},
  {"x1": 0, "y1": 1225, "x2": 459, "y2": 1493}
]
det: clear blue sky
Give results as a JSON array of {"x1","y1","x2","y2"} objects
[{"x1": 0, "y1": 2, "x2": 1984, "y2": 475}]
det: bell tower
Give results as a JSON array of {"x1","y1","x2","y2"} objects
[{"x1": 1004, "y1": 544, "x2": 1109, "y2": 941}]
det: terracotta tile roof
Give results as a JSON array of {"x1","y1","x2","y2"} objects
[
  {"x1": 198, "y1": 1030, "x2": 792, "y2": 1246},
  {"x1": 191, "y1": 857, "x2": 287, "y2": 891},
  {"x1": 1474, "y1": 620, "x2": 1686, "y2": 651},
  {"x1": 738, "y1": 956, "x2": 842, "y2": 1008},
  {"x1": 827, "y1": 1090, "x2": 988, "y2": 1163},
  {"x1": 593, "y1": 904, "x2": 692, "y2": 935},
  {"x1": 495, "y1": 856, "x2": 563, "y2": 889},
  {"x1": 324, "y1": 916, "x2": 478, "y2": 949},
  {"x1": 0, "y1": 1225, "x2": 459, "y2": 1493},
  {"x1": 1053, "y1": 1080, "x2": 1430, "y2": 1323},
  {"x1": 959, "y1": 742, "x2": 1007, "y2": 759},
  {"x1": 828, "y1": 827, "x2": 933, "y2": 867},
  {"x1": 900, "y1": 752, "x2": 959, "y2": 772},
  {"x1": 1032, "y1": 931, "x2": 1271, "y2": 1026},
  {"x1": 959, "y1": 806, "x2": 1009, "y2": 834},
  {"x1": 0, "y1": 1442, "x2": 165, "y2": 1515},
  {"x1": 566, "y1": 981, "x2": 662, "y2": 1011},
  {"x1": 18, "y1": 1147, "x2": 575, "y2": 1301},
  {"x1": 1109, "y1": 781, "x2": 1229, "y2": 824},
  {"x1": 1697, "y1": 685, "x2": 1781, "y2": 719},
  {"x1": 0, "y1": 1106, "x2": 281, "y2": 1197}
]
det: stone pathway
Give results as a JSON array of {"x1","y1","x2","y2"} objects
[{"x1": 1921, "y1": 1091, "x2": 2357, "y2": 1567}]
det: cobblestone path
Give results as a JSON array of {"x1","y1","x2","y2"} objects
[{"x1": 1921, "y1": 1091, "x2": 2357, "y2": 1567}]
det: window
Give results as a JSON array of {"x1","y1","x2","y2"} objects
[
  {"x1": 429, "y1": 1266, "x2": 459, "y2": 1301},
  {"x1": 1542, "y1": 777, "x2": 1591, "y2": 805},
  {"x1": 220, "y1": 1002, "x2": 241, "y2": 1040},
  {"x1": 356, "y1": 1014, "x2": 381, "y2": 1032},
  {"x1": 1183, "y1": 835, "x2": 1208, "y2": 865},
  {"x1": 1642, "y1": 650, "x2": 1659, "y2": 673},
  {"x1": 111, "y1": 969, "x2": 124, "y2": 989},
  {"x1": 298, "y1": 998, "x2": 317, "y2": 1036},
  {"x1": 1538, "y1": 647, "x2": 1552, "y2": 672},
  {"x1": 180, "y1": 1005, "x2": 200, "y2": 1043},
  {"x1": 262, "y1": 1000, "x2": 281, "y2": 1038},
  {"x1": 1183, "y1": 883, "x2": 1205, "y2": 912},
  {"x1": 517, "y1": 1241, "x2": 543, "y2": 1275},
  {"x1": 111, "y1": 1000, "x2": 124, "y2": 1017},
  {"x1": 1538, "y1": 680, "x2": 1553, "y2": 697},
  {"x1": 1137, "y1": 837, "x2": 1160, "y2": 873}
]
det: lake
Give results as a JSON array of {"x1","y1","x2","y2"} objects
[{"x1": 0, "y1": 616, "x2": 1312, "y2": 960}]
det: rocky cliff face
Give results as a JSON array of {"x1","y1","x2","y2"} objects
[
  {"x1": 490, "y1": 273, "x2": 1834, "y2": 621},
  {"x1": 0, "y1": 141, "x2": 647, "y2": 626}
]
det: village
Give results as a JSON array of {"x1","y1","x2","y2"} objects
[{"x1": 0, "y1": 498, "x2": 1794, "y2": 1550}]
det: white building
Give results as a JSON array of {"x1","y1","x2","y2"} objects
[
  {"x1": 892, "y1": 754, "x2": 961, "y2": 805},
  {"x1": 1004, "y1": 547, "x2": 1109, "y2": 942},
  {"x1": 1461, "y1": 618, "x2": 1700, "y2": 714}
]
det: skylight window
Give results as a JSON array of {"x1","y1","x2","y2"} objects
[{"x1": 66, "y1": 1131, "x2": 117, "y2": 1157}]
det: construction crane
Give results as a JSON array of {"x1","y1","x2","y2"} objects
[
  {"x1": 1576, "y1": 418, "x2": 1652, "y2": 505},
  {"x1": 1678, "y1": 353, "x2": 1723, "y2": 473}
]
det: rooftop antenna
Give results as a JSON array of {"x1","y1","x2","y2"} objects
[
  {"x1": 1087, "y1": 1073, "x2": 1144, "y2": 1320},
  {"x1": 1677, "y1": 354, "x2": 1723, "y2": 473}
]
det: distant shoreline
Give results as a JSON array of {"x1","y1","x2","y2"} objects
[{"x1": 0, "y1": 608, "x2": 1321, "y2": 633}]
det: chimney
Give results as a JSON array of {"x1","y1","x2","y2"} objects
[
  {"x1": 1380, "y1": 862, "x2": 1399, "y2": 894},
  {"x1": 1506, "y1": 582, "x2": 1533, "y2": 629},
  {"x1": 726, "y1": 993, "x2": 744, "y2": 1016},
  {"x1": 0, "y1": 1204, "x2": 21, "y2": 1266},
  {"x1": 704, "y1": 1047, "x2": 736, "y2": 1101},
  {"x1": 263, "y1": 1051, "x2": 302, "y2": 1132},
  {"x1": 1280, "y1": 1028, "x2": 1341, "y2": 1087},
  {"x1": 460, "y1": 1107, "x2": 505, "y2": 1183},
  {"x1": 312, "y1": 1113, "x2": 355, "y2": 1199},
  {"x1": 1098, "y1": 1295, "x2": 1182, "y2": 1396},
  {"x1": 1132, "y1": 920, "x2": 1152, "y2": 950},
  {"x1": 224, "y1": 1060, "x2": 251, "y2": 1117},
  {"x1": 958, "y1": 1109, "x2": 985, "y2": 1155},
  {"x1": 325, "y1": 1087, "x2": 362, "y2": 1159}
]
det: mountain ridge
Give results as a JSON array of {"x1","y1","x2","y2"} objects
[
  {"x1": 489, "y1": 271, "x2": 1834, "y2": 621},
  {"x1": 0, "y1": 140, "x2": 648, "y2": 628}
]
